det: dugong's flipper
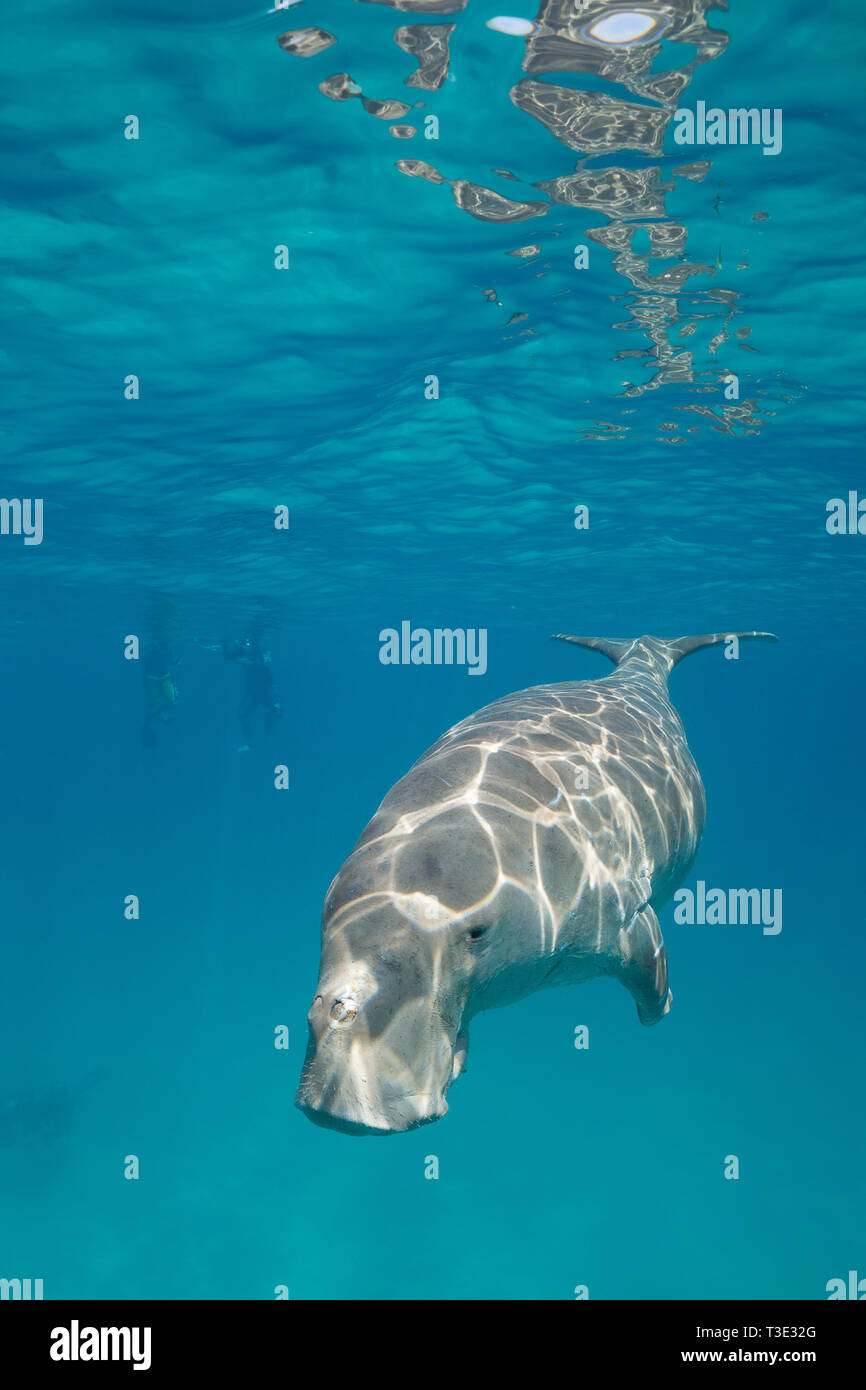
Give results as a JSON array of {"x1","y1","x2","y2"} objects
[{"x1": 617, "y1": 905, "x2": 672, "y2": 1026}]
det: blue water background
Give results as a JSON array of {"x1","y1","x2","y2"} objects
[{"x1": 1, "y1": 0, "x2": 864, "y2": 1298}]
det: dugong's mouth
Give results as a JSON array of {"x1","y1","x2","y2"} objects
[
  {"x1": 295, "y1": 969, "x2": 465, "y2": 1135},
  {"x1": 294, "y1": 1097, "x2": 444, "y2": 1138},
  {"x1": 294, "y1": 1031, "x2": 454, "y2": 1136}
]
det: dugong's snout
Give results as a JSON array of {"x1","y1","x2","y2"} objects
[{"x1": 294, "y1": 963, "x2": 462, "y2": 1136}]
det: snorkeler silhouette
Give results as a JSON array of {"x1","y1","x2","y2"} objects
[
  {"x1": 223, "y1": 635, "x2": 282, "y2": 752},
  {"x1": 141, "y1": 639, "x2": 180, "y2": 747}
]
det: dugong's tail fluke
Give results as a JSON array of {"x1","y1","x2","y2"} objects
[
  {"x1": 550, "y1": 634, "x2": 636, "y2": 664},
  {"x1": 664, "y1": 631, "x2": 779, "y2": 664},
  {"x1": 552, "y1": 630, "x2": 778, "y2": 678}
]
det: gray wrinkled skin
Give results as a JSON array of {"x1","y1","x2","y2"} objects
[{"x1": 296, "y1": 631, "x2": 776, "y2": 1135}]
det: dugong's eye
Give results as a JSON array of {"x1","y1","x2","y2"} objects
[{"x1": 467, "y1": 925, "x2": 489, "y2": 943}]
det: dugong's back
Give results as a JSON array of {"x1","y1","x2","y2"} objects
[
  {"x1": 359, "y1": 668, "x2": 704, "y2": 922},
  {"x1": 391, "y1": 675, "x2": 697, "y2": 889}
]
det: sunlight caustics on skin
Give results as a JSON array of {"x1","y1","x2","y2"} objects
[{"x1": 295, "y1": 631, "x2": 777, "y2": 1135}]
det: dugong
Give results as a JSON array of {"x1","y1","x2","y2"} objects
[{"x1": 296, "y1": 631, "x2": 776, "y2": 1135}]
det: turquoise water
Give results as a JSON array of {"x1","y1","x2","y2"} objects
[{"x1": 1, "y1": 0, "x2": 864, "y2": 1299}]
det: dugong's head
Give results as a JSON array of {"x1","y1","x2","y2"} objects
[
  {"x1": 295, "y1": 784, "x2": 541, "y2": 1135},
  {"x1": 294, "y1": 899, "x2": 470, "y2": 1135}
]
